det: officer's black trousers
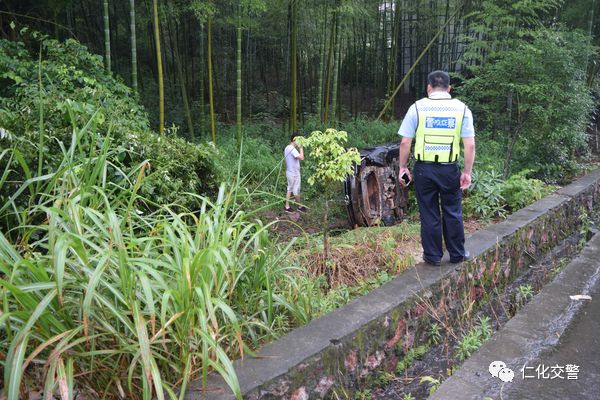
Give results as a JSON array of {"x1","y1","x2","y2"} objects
[{"x1": 413, "y1": 161, "x2": 465, "y2": 263}]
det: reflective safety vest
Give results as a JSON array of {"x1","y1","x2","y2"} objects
[{"x1": 414, "y1": 97, "x2": 466, "y2": 163}]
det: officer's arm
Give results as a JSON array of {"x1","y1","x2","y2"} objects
[
  {"x1": 398, "y1": 105, "x2": 417, "y2": 185},
  {"x1": 399, "y1": 136, "x2": 413, "y2": 185},
  {"x1": 399, "y1": 137, "x2": 413, "y2": 170},
  {"x1": 461, "y1": 137, "x2": 475, "y2": 189}
]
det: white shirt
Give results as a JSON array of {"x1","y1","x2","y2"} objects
[
  {"x1": 398, "y1": 91, "x2": 475, "y2": 138},
  {"x1": 284, "y1": 144, "x2": 301, "y2": 175}
]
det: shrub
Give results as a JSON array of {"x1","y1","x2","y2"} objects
[
  {"x1": 463, "y1": 169, "x2": 555, "y2": 220},
  {"x1": 302, "y1": 115, "x2": 400, "y2": 149},
  {"x1": 0, "y1": 126, "x2": 311, "y2": 400},
  {"x1": 457, "y1": 27, "x2": 596, "y2": 182},
  {"x1": 500, "y1": 170, "x2": 550, "y2": 211},
  {"x1": 217, "y1": 133, "x2": 282, "y2": 189},
  {"x1": 463, "y1": 169, "x2": 507, "y2": 220},
  {"x1": 0, "y1": 31, "x2": 220, "y2": 213}
]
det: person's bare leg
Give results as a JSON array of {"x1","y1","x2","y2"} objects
[
  {"x1": 285, "y1": 192, "x2": 292, "y2": 209},
  {"x1": 294, "y1": 194, "x2": 302, "y2": 207}
]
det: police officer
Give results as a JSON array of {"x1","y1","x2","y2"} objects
[{"x1": 398, "y1": 70, "x2": 475, "y2": 266}]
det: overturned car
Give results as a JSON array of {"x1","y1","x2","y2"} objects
[{"x1": 344, "y1": 143, "x2": 409, "y2": 227}]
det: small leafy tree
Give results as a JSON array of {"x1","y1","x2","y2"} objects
[
  {"x1": 296, "y1": 128, "x2": 360, "y2": 282},
  {"x1": 457, "y1": 1, "x2": 596, "y2": 182},
  {"x1": 458, "y1": 28, "x2": 596, "y2": 182}
]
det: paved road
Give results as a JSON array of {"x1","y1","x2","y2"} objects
[
  {"x1": 431, "y1": 232, "x2": 600, "y2": 400},
  {"x1": 503, "y1": 275, "x2": 600, "y2": 400}
]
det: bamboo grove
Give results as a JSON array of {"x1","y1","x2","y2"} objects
[
  {"x1": 1, "y1": 1, "x2": 600, "y2": 399},
  {"x1": 1, "y1": 0, "x2": 597, "y2": 142}
]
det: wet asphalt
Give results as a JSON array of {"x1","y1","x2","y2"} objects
[
  {"x1": 431, "y1": 231, "x2": 600, "y2": 400},
  {"x1": 503, "y1": 275, "x2": 600, "y2": 400}
]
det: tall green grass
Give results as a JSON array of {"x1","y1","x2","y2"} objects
[{"x1": 0, "y1": 113, "x2": 311, "y2": 399}]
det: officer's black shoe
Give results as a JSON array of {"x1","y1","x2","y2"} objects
[
  {"x1": 423, "y1": 257, "x2": 442, "y2": 267},
  {"x1": 450, "y1": 251, "x2": 471, "y2": 264}
]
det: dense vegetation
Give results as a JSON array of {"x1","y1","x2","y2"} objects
[
  {"x1": 1, "y1": 0, "x2": 600, "y2": 399},
  {"x1": 0, "y1": 32, "x2": 220, "y2": 218}
]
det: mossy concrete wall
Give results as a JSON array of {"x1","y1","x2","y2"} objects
[{"x1": 185, "y1": 168, "x2": 600, "y2": 400}]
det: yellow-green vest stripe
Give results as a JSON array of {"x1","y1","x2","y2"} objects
[{"x1": 414, "y1": 98, "x2": 465, "y2": 163}]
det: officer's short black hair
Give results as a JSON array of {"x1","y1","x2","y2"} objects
[
  {"x1": 427, "y1": 70, "x2": 450, "y2": 89},
  {"x1": 290, "y1": 131, "x2": 301, "y2": 142}
]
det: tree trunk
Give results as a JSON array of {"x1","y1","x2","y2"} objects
[
  {"x1": 587, "y1": 0, "x2": 596, "y2": 87},
  {"x1": 386, "y1": 0, "x2": 401, "y2": 120},
  {"x1": 316, "y1": 4, "x2": 328, "y2": 121},
  {"x1": 289, "y1": 0, "x2": 298, "y2": 132},
  {"x1": 174, "y1": 32, "x2": 194, "y2": 140},
  {"x1": 378, "y1": 6, "x2": 459, "y2": 120},
  {"x1": 330, "y1": 22, "x2": 341, "y2": 125},
  {"x1": 103, "y1": 0, "x2": 111, "y2": 71},
  {"x1": 323, "y1": 15, "x2": 336, "y2": 123},
  {"x1": 198, "y1": 25, "x2": 206, "y2": 138},
  {"x1": 208, "y1": 15, "x2": 216, "y2": 144},
  {"x1": 152, "y1": 0, "x2": 164, "y2": 134},
  {"x1": 130, "y1": 0, "x2": 138, "y2": 94},
  {"x1": 236, "y1": 2, "x2": 243, "y2": 146},
  {"x1": 323, "y1": 198, "x2": 331, "y2": 287}
]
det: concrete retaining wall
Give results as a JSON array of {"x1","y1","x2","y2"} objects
[{"x1": 185, "y1": 168, "x2": 600, "y2": 400}]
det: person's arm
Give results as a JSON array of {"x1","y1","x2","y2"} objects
[
  {"x1": 291, "y1": 143, "x2": 304, "y2": 160},
  {"x1": 397, "y1": 104, "x2": 417, "y2": 186},
  {"x1": 460, "y1": 137, "x2": 475, "y2": 189},
  {"x1": 399, "y1": 136, "x2": 413, "y2": 185}
]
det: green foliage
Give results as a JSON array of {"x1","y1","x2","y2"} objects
[
  {"x1": 455, "y1": 316, "x2": 493, "y2": 362},
  {"x1": 217, "y1": 134, "x2": 282, "y2": 188},
  {"x1": 296, "y1": 128, "x2": 361, "y2": 187},
  {"x1": 215, "y1": 118, "x2": 399, "y2": 203},
  {"x1": 419, "y1": 375, "x2": 442, "y2": 397},
  {"x1": 579, "y1": 209, "x2": 593, "y2": 247},
  {"x1": 463, "y1": 170, "x2": 507, "y2": 220},
  {"x1": 402, "y1": 393, "x2": 416, "y2": 400},
  {"x1": 0, "y1": 126, "x2": 313, "y2": 399},
  {"x1": 463, "y1": 169, "x2": 555, "y2": 220},
  {"x1": 354, "y1": 389, "x2": 372, "y2": 400},
  {"x1": 317, "y1": 271, "x2": 393, "y2": 316},
  {"x1": 455, "y1": 328, "x2": 483, "y2": 362},
  {"x1": 374, "y1": 371, "x2": 395, "y2": 386},
  {"x1": 500, "y1": 170, "x2": 551, "y2": 211},
  {"x1": 461, "y1": 0, "x2": 563, "y2": 65},
  {"x1": 0, "y1": 33, "x2": 220, "y2": 214},
  {"x1": 395, "y1": 345, "x2": 429, "y2": 374},
  {"x1": 458, "y1": 25, "x2": 596, "y2": 182},
  {"x1": 516, "y1": 284, "x2": 534, "y2": 308},
  {"x1": 477, "y1": 315, "x2": 492, "y2": 341},
  {"x1": 303, "y1": 116, "x2": 400, "y2": 149},
  {"x1": 429, "y1": 322, "x2": 443, "y2": 345}
]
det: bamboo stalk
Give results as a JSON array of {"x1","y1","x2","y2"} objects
[
  {"x1": 236, "y1": 2, "x2": 243, "y2": 145},
  {"x1": 208, "y1": 15, "x2": 216, "y2": 144},
  {"x1": 377, "y1": 7, "x2": 459, "y2": 120},
  {"x1": 130, "y1": 0, "x2": 138, "y2": 94},
  {"x1": 103, "y1": 0, "x2": 111, "y2": 71},
  {"x1": 323, "y1": 13, "x2": 336, "y2": 123},
  {"x1": 290, "y1": 0, "x2": 298, "y2": 132},
  {"x1": 152, "y1": 0, "x2": 164, "y2": 134},
  {"x1": 174, "y1": 33, "x2": 194, "y2": 140},
  {"x1": 316, "y1": 4, "x2": 327, "y2": 121},
  {"x1": 330, "y1": 24, "x2": 341, "y2": 124},
  {"x1": 199, "y1": 25, "x2": 206, "y2": 138}
]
